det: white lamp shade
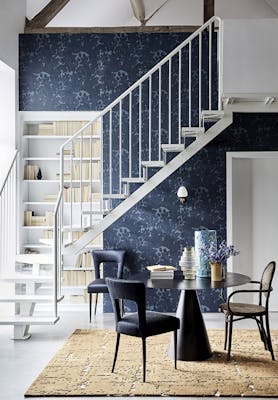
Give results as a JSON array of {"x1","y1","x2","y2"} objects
[{"x1": 177, "y1": 186, "x2": 188, "y2": 198}]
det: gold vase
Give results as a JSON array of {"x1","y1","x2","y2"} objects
[{"x1": 210, "y1": 262, "x2": 223, "y2": 281}]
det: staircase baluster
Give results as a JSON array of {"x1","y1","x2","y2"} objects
[
  {"x1": 148, "y1": 75, "x2": 152, "y2": 161},
  {"x1": 119, "y1": 101, "x2": 122, "y2": 193},
  {"x1": 129, "y1": 93, "x2": 132, "y2": 178},
  {"x1": 109, "y1": 109, "x2": 113, "y2": 195},
  {"x1": 80, "y1": 132, "x2": 83, "y2": 230},
  {"x1": 70, "y1": 140, "x2": 73, "y2": 240},
  {"x1": 168, "y1": 58, "x2": 172, "y2": 144},
  {"x1": 139, "y1": 83, "x2": 142, "y2": 178},
  {"x1": 89, "y1": 134, "x2": 92, "y2": 228},
  {"x1": 178, "y1": 50, "x2": 182, "y2": 144},
  {"x1": 189, "y1": 41, "x2": 192, "y2": 128},
  {"x1": 209, "y1": 23, "x2": 212, "y2": 111},
  {"x1": 199, "y1": 32, "x2": 202, "y2": 127}
]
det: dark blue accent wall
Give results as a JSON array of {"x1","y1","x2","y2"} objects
[{"x1": 19, "y1": 34, "x2": 278, "y2": 312}]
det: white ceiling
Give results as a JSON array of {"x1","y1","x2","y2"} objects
[{"x1": 26, "y1": 0, "x2": 278, "y2": 27}]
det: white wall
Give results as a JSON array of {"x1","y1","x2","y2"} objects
[
  {"x1": 252, "y1": 159, "x2": 278, "y2": 310},
  {"x1": 232, "y1": 158, "x2": 253, "y2": 277},
  {"x1": 228, "y1": 153, "x2": 278, "y2": 310},
  {"x1": 0, "y1": 0, "x2": 26, "y2": 71},
  {"x1": 222, "y1": 19, "x2": 278, "y2": 95}
]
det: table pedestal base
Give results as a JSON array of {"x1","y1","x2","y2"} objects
[{"x1": 168, "y1": 290, "x2": 212, "y2": 361}]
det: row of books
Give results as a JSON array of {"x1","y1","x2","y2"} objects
[
  {"x1": 75, "y1": 251, "x2": 94, "y2": 268},
  {"x1": 56, "y1": 163, "x2": 100, "y2": 181},
  {"x1": 24, "y1": 165, "x2": 41, "y2": 180},
  {"x1": 41, "y1": 230, "x2": 102, "y2": 247},
  {"x1": 36, "y1": 120, "x2": 101, "y2": 136},
  {"x1": 73, "y1": 141, "x2": 101, "y2": 158},
  {"x1": 63, "y1": 270, "x2": 93, "y2": 286},
  {"x1": 63, "y1": 186, "x2": 100, "y2": 202},
  {"x1": 24, "y1": 211, "x2": 54, "y2": 226}
]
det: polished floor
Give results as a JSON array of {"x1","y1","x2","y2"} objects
[{"x1": 0, "y1": 308, "x2": 277, "y2": 400}]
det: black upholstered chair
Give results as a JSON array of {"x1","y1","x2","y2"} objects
[
  {"x1": 106, "y1": 278, "x2": 180, "y2": 382},
  {"x1": 219, "y1": 261, "x2": 276, "y2": 361},
  {"x1": 87, "y1": 249, "x2": 126, "y2": 322}
]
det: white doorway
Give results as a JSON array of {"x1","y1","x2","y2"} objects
[{"x1": 227, "y1": 152, "x2": 278, "y2": 311}]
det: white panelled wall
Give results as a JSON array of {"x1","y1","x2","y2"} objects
[{"x1": 227, "y1": 152, "x2": 278, "y2": 311}]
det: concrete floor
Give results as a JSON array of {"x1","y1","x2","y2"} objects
[{"x1": 0, "y1": 309, "x2": 277, "y2": 400}]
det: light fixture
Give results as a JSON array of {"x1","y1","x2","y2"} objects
[{"x1": 177, "y1": 186, "x2": 188, "y2": 204}]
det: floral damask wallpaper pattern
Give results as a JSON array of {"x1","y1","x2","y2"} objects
[{"x1": 19, "y1": 33, "x2": 278, "y2": 312}]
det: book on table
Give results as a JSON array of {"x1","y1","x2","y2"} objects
[{"x1": 146, "y1": 265, "x2": 177, "y2": 279}]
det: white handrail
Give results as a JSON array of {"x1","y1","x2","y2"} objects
[{"x1": 54, "y1": 16, "x2": 223, "y2": 292}]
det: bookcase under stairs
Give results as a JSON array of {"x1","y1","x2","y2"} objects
[{"x1": 20, "y1": 112, "x2": 103, "y2": 305}]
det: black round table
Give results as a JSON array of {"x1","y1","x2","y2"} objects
[{"x1": 130, "y1": 272, "x2": 250, "y2": 361}]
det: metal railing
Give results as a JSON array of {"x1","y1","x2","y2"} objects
[
  {"x1": 54, "y1": 16, "x2": 223, "y2": 280},
  {"x1": 0, "y1": 150, "x2": 18, "y2": 274}
]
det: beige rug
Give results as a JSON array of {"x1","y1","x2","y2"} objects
[{"x1": 25, "y1": 329, "x2": 278, "y2": 397}]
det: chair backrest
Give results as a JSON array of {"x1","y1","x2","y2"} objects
[
  {"x1": 260, "y1": 261, "x2": 276, "y2": 306},
  {"x1": 92, "y1": 250, "x2": 126, "y2": 279},
  {"x1": 106, "y1": 278, "x2": 147, "y2": 332}
]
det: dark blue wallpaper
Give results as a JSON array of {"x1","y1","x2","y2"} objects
[
  {"x1": 19, "y1": 33, "x2": 278, "y2": 313},
  {"x1": 103, "y1": 112, "x2": 278, "y2": 311},
  {"x1": 19, "y1": 32, "x2": 192, "y2": 111}
]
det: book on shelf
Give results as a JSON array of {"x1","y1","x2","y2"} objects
[
  {"x1": 63, "y1": 185, "x2": 92, "y2": 202},
  {"x1": 70, "y1": 162, "x2": 100, "y2": 180},
  {"x1": 75, "y1": 251, "x2": 93, "y2": 268},
  {"x1": 24, "y1": 211, "x2": 54, "y2": 226},
  {"x1": 38, "y1": 123, "x2": 54, "y2": 136},
  {"x1": 24, "y1": 164, "x2": 40, "y2": 180},
  {"x1": 63, "y1": 269, "x2": 94, "y2": 286},
  {"x1": 44, "y1": 194, "x2": 58, "y2": 202}
]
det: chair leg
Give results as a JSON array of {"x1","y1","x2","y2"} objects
[
  {"x1": 142, "y1": 338, "x2": 146, "y2": 383},
  {"x1": 112, "y1": 333, "x2": 121, "y2": 373},
  {"x1": 173, "y1": 330, "x2": 177, "y2": 370},
  {"x1": 257, "y1": 317, "x2": 268, "y2": 350},
  {"x1": 227, "y1": 316, "x2": 233, "y2": 361},
  {"x1": 94, "y1": 293, "x2": 98, "y2": 315},
  {"x1": 89, "y1": 293, "x2": 92, "y2": 323},
  {"x1": 224, "y1": 316, "x2": 228, "y2": 350},
  {"x1": 265, "y1": 313, "x2": 275, "y2": 361}
]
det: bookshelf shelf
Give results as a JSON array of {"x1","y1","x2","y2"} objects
[
  {"x1": 24, "y1": 180, "x2": 100, "y2": 183},
  {"x1": 20, "y1": 112, "x2": 103, "y2": 304},
  {"x1": 63, "y1": 267, "x2": 94, "y2": 271},
  {"x1": 24, "y1": 157, "x2": 101, "y2": 161},
  {"x1": 23, "y1": 135, "x2": 101, "y2": 140}
]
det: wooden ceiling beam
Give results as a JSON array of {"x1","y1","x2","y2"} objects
[
  {"x1": 24, "y1": 25, "x2": 200, "y2": 34},
  {"x1": 130, "y1": 0, "x2": 145, "y2": 25},
  {"x1": 26, "y1": 0, "x2": 70, "y2": 29},
  {"x1": 204, "y1": 0, "x2": 215, "y2": 23}
]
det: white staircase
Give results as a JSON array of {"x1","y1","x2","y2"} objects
[
  {"x1": 0, "y1": 153, "x2": 62, "y2": 339},
  {"x1": 58, "y1": 16, "x2": 227, "y2": 260},
  {"x1": 1, "y1": 16, "x2": 235, "y2": 338}
]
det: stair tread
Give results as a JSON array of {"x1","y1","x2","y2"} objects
[
  {"x1": 202, "y1": 110, "x2": 224, "y2": 121},
  {"x1": 141, "y1": 161, "x2": 165, "y2": 167},
  {"x1": 103, "y1": 194, "x2": 128, "y2": 199},
  {"x1": 81, "y1": 210, "x2": 108, "y2": 215},
  {"x1": 0, "y1": 295, "x2": 64, "y2": 302},
  {"x1": 161, "y1": 144, "x2": 185, "y2": 152},
  {"x1": 121, "y1": 178, "x2": 145, "y2": 183},
  {"x1": 0, "y1": 274, "x2": 53, "y2": 282},
  {"x1": 0, "y1": 316, "x2": 59, "y2": 325},
  {"x1": 15, "y1": 254, "x2": 53, "y2": 265},
  {"x1": 181, "y1": 127, "x2": 205, "y2": 136}
]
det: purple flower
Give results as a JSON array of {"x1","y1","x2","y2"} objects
[{"x1": 200, "y1": 240, "x2": 239, "y2": 263}]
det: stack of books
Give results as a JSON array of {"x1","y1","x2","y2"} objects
[{"x1": 146, "y1": 265, "x2": 177, "y2": 279}]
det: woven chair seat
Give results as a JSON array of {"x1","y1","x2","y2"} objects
[{"x1": 219, "y1": 302, "x2": 265, "y2": 316}]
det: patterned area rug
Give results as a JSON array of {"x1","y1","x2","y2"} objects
[{"x1": 25, "y1": 329, "x2": 278, "y2": 397}]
